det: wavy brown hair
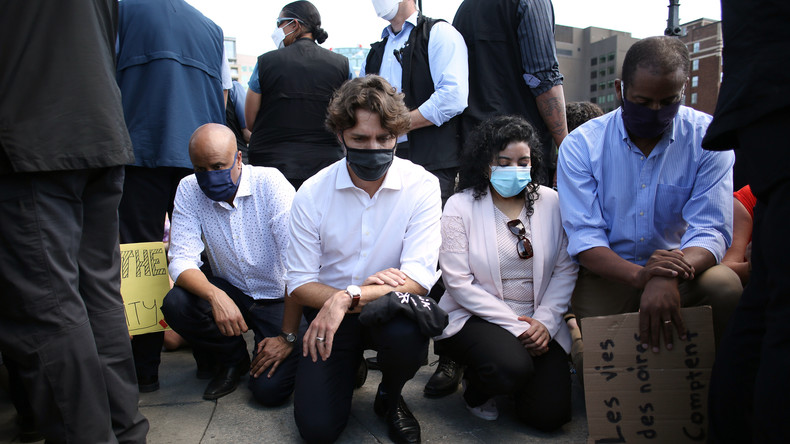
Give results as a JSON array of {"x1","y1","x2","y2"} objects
[{"x1": 325, "y1": 75, "x2": 411, "y2": 136}]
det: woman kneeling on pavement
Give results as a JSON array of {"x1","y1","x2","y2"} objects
[{"x1": 433, "y1": 115, "x2": 577, "y2": 430}]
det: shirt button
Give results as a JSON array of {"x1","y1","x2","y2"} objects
[
  {"x1": 365, "y1": 231, "x2": 370, "y2": 236},
  {"x1": 640, "y1": 156, "x2": 645, "y2": 160},
  {"x1": 640, "y1": 237, "x2": 644, "y2": 242},
  {"x1": 641, "y1": 184, "x2": 646, "y2": 188},
  {"x1": 639, "y1": 211, "x2": 644, "y2": 216},
  {"x1": 362, "y1": 252, "x2": 367, "y2": 257}
]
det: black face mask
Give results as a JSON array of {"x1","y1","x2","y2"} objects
[{"x1": 345, "y1": 147, "x2": 394, "y2": 181}]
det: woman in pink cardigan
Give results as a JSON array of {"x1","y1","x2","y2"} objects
[{"x1": 434, "y1": 116, "x2": 577, "y2": 431}]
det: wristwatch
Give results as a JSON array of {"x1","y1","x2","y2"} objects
[
  {"x1": 280, "y1": 331, "x2": 296, "y2": 344},
  {"x1": 345, "y1": 285, "x2": 361, "y2": 311}
]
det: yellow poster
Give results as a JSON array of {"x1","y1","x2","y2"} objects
[{"x1": 120, "y1": 241, "x2": 171, "y2": 335}]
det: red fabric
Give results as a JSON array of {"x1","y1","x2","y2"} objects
[{"x1": 734, "y1": 185, "x2": 757, "y2": 220}]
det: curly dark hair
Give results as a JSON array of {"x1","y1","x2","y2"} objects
[
  {"x1": 457, "y1": 115, "x2": 544, "y2": 215},
  {"x1": 325, "y1": 75, "x2": 411, "y2": 136},
  {"x1": 566, "y1": 101, "x2": 604, "y2": 133}
]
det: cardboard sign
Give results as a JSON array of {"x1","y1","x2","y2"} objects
[
  {"x1": 120, "y1": 242, "x2": 171, "y2": 335},
  {"x1": 583, "y1": 306, "x2": 715, "y2": 443}
]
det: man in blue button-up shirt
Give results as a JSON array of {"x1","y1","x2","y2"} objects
[{"x1": 557, "y1": 37, "x2": 741, "y2": 359}]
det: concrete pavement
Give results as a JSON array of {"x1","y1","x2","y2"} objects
[{"x1": 0, "y1": 334, "x2": 589, "y2": 443}]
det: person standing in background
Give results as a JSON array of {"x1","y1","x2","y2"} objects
[
  {"x1": 0, "y1": 0, "x2": 149, "y2": 441},
  {"x1": 116, "y1": 0, "x2": 232, "y2": 393},
  {"x1": 246, "y1": 0, "x2": 350, "y2": 191},
  {"x1": 453, "y1": 0, "x2": 568, "y2": 187}
]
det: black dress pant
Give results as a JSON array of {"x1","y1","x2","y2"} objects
[
  {"x1": 294, "y1": 310, "x2": 429, "y2": 443},
  {"x1": 0, "y1": 167, "x2": 149, "y2": 443},
  {"x1": 708, "y1": 108, "x2": 790, "y2": 443},
  {"x1": 436, "y1": 316, "x2": 571, "y2": 431},
  {"x1": 161, "y1": 277, "x2": 303, "y2": 406},
  {"x1": 119, "y1": 165, "x2": 192, "y2": 380}
]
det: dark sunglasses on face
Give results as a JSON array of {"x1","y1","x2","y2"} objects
[
  {"x1": 507, "y1": 219, "x2": 534, "y2": 259},
  {"x1": 276, "y1": 17, "x2": 297, "y2": 27}
]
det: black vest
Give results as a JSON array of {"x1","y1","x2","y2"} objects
[
  {"x1": 365, "y1": 15, "x2": 461, "y2": 171},
  {"x1": 452, "y1": 0, "x2": 551, "y2": 161},
  {"x1": 248, "y1": 38, "x2": 349, "y2": 180}
]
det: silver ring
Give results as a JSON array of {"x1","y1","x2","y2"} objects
[
  {"x1": 664, "y1": 320, "x2": 672, "y2": 324},
  {"x1": 316, "y1": 336, "x2": 325, "y2": 342}
]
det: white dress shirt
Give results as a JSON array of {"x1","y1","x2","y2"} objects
[
  {"x1": 359, "y1": 11, "x2": 469, "y2": 143},
  {"x1": 285, "y1": 157, "x2": 442, "y2": 294},
  {"x1": 168, "y1": 164, "x2": 295, "y2": 300}
]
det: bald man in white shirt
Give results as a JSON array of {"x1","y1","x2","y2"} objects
[{"x1": 161, "y1": 124, "x2": 302, "y2": 404}]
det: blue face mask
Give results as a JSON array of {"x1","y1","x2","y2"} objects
[
  {"x1": 195, "y1": 153, "x2": 241, "y2": 202},
  {"x1": 490, "y1": 165, "x2": 532, "y2": 198}
]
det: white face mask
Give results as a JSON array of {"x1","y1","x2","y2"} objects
[
  {"x1": 372, "y1": 0, "x2": 402, "y2": 21},
  {"x1": 271, "y1": 21, "x2": 296, "y2": 49}
]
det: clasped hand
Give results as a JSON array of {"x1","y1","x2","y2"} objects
[{"x1": 518, "y1": 316, "x2": 550, "y2": 357}]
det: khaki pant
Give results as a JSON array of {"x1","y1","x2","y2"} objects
[{"x1": 570, "y1": 264, "x2": 742, "y2": 385}]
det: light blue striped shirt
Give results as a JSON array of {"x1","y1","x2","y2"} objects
[
  {"x1": 557, "y1": 106, "x2": 734, "y2": 266},
  {"x1": 359, "y1": 12, "x2": 469, "y2": 143}
]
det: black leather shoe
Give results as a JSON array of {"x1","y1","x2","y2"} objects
[
  {"x1": 386, "y1": 396, "x2": 421, "y2": 443},
  {"x1": 137, "y1": 375, "x2": 159, "y2": 393},
  {"x1": 355, "y1": 358, "x2": 368, "y2": 389},
  {"x1": 202, "y1": 357, "x2": 250, "y2": 400},
  {"x1": 423, "y1": 356, "x2": 462, "y2": 398},
  {"x1": 374, "y1": 391, "x2": 421, "y2": 443}
]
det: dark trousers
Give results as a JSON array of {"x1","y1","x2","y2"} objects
[
  {"x1": 708, "y1": 109, "x2": 790, "y2": 443},
  {"x1": 161, "y1": 277, "x2": 302, "y2": 406},
  {"x1": 0, "y1": 167, "x2": 149, "y2": 443},
  {"x1": 294, "y1": 310, "x2": 429, "y2": 443},
  {"x1": 436, "y1": 316, "x2": 571, "y2": 431},
  {"x1": 119, "y1": 165, "x2": 192, "y2": 379}
]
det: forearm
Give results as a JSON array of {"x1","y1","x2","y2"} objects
[
  {"x1": 174, "y1": 268, "x2": 224, "y2": 303},
  {"x1": 680, "y1": 246, "x2": 716, "y2": 276},
  {"x1": 289, "y1": 282, "x2": 339, "y2": 309},
  {"x1": 578, "y1": 246, "x2": 643, "y2": 288},
  {"x1": 281, "y1": 293, "x2": 303, "y2": 334},
  {"x1": 245, "y1": 91, "x2": 261, "y2": 130},
  {"x1": 535, "y1": 84, "x2": 568, "y2": 147},
  {"x1": 409, "y1": 109, "x2": 433, "y2": 131}
]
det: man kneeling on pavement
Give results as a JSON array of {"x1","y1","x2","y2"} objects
[
  {"x1": 285, "y1": 75, "x2": 442, "y2": 444},
  {"x1": 162, "y1": 123, "x2": 304, "y2": 403}
]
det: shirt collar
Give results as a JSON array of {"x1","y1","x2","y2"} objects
[
  {"x1": 335, "y1": 157, "x2": 404, "y2": 192},
  {"x1": 382, "y1": 11, "x2": 419, "y2": 39}
]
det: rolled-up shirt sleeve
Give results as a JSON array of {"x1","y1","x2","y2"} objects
[
  {"x1": 680, "y1": 149, "x2": 735, "y2": 262},
  {"x1": 283, "y1": 187, "x2": 322, "y2": 294},
  {"x1": 399, "y1": 174, "x2": 443, "y2": 291},
  {"x1": 557, "y1": 132, "x2": 611, "y2": 260},
  {"x1": 517, "y1": 0, "x2": 563, "y2": 97},
  {"x1": 416, "y1": 21, "x2": 469, "y2": 127},
  {"x1": 168, "y1": 179, "x2": 205, "y2": 283}
]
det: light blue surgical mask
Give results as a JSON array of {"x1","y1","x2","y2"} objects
[{"x1": 490, "y1": 165, "x2": 532, "y2": 198}]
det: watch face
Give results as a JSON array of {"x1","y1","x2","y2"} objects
[
  {"x1": 282, "y1": 332, "x2": 296, "y2": 343},
  {"x1": 347, "y1": 285, "x2": 362, "y2": 297}
]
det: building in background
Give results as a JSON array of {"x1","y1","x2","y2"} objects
[
  {"x1": 554, "y1": 18, "x2": 722, "y2": 115},
  {"x1": 330, "y1": 45, "x2": 369, "y2": 77},
  {"x1": 225, "y1": 37, "x2": 240, "y2": 81},
  {"x1": 555, "y1": 25, "x2": 639, "y2": 113},
  {"x1": 679, "y1": 18, "x2": 722, "y2": 115}
]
